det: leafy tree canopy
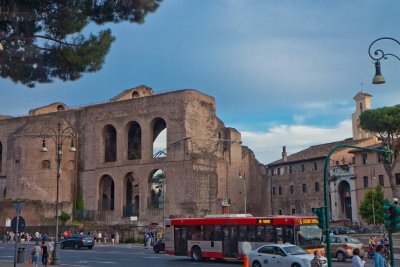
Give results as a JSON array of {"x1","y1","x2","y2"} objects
[
  {"x1": 359, "y1": 185, "x2": 385, "y2": 225},
  {"x1": 0, "y1": 0, "x2": 162, "y2": 87},
  {"x1": 360, "y1": 105, "x2": 400, "y2": 197}
]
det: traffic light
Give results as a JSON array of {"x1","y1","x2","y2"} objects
[
  {"x1": 312, "y1": 207, "x2": 325, "y2": 229},
  {"x1": 383, "y1": 204, "x2": 394, "y2": 230},
  {"x1": 383, "y1": 204, "x2": 400, "y2": 232}
]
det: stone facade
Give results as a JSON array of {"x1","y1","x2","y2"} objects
[{"x1": 0, "y1": 85, "x2": 266, "y2": 226}]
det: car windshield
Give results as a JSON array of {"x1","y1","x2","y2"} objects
[
  {"x1": 283, "y1": 245, "x2": 308, "y2": 255},
  {"x1": 297, "y1": 225, "x2": 322, "y2": 247},
  {"x1": 345, "y1": 237, "x2": 360, "y2": 244}
]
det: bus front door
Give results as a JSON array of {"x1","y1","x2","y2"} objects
[
  {"x1": 222, "y1": 226, "x2": 238, "y2": 258},
  {"x1": 174, "y1": 226, "x2": 187, "y2": 256}
]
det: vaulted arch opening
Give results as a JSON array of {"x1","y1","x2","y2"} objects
[
  {"x1": 338, "y1": 180, "x2": 352, "y2": 221},
  {"x1": 151, "y1": 118, "x2": 167, "y2": 158},
  {"x1": 123, "y1": 172, "x2": 139, "y2": 217},
  {"x1": 148, "y1": 169, "x2": 165, "y2": 209},
  {"x1": 99, "y1": 175, "x2": 115, "y2": 210},
  {"x1": 104, "y1": 125, "x2": 117, "y2": 162},
  {"x1": 127, "y1": 121, "x2": 141, "y2": 160},
  {"x1": 0, "y1": 141, "x2": 2, "y2": 173}
]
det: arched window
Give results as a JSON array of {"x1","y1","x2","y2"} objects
[
  {"x1": 132, "y1": 91, "x2": 140, "y2": 98},
  {"x1": 127, "y1": 121, "x2": 141, "y2": 160},
  {"x1": 0, "y1": 141, "x2": 2, "y2": 173},
  {"x1": 104, "y1": 125, "x2": 117, "y2": 162},
  {"x1": 42, "y1": 160, "x2": 50, "y2": 169},
  {"x1": 99, "y1": 175, "x2": 115, "y2": 210},
  {"x1": 124, "y1": 172, "x2": 139, "y2": 217},
  {"x1": 359, "y1": 102, "x2": 363, "y2": 112},
  {"x1": 148, "y1": 169, "x2": 165, "y2": 209},
  {"x1": 151, "y1": 118, "x2": 167, "y2": 158},
  {"x1": 2, "y1": 188, "x2": 6, "y2": 200},
  {"x1": 57, "y1": 105, "x2": 65, "y2": 111}
]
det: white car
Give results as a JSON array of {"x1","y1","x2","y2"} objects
[{"x1": 247, "y1": 244, "x2": 327, "y2": 267}]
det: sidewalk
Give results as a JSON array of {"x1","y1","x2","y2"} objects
[{"x1": 0, "y1": 261, "x2": 77, "y2": 267}]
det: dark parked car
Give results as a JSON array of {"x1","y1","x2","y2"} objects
[
  {"x1": 153, "y1": 237, "x2": 165, "y2": 253},
  {"x1": 60, "y1": 234, "x2": 94, "y2": 250}
]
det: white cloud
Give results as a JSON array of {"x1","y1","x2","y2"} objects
[{"x1": 241, "y1": 120, "x2": 352, "y2": 164}]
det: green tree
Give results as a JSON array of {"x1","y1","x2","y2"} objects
[
  {"x1": 359, "y1": 185, "x2": 385, "y2": 225},
  {"x1": 59, "y1": 211, "x2": 71, "y2": 225},
  {"x1": 360, "y1": 105, "x2": 400, "y2": 198},
  {"x1": 0, "y1": 0, "x2": 162, "y2": 87}
]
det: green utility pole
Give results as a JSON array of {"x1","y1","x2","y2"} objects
[{"x1": 323, "y1": 144, "x2": 390, "y2": 267}]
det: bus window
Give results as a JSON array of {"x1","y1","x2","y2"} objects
[
  {"x1": 203, "y1": 225, "x2": 215, "y2": 241},
  {"x1": 238, "y1": 225, "x2": 247, "y2": 241},
  {"x1": 276, "y1": 227, "x2": 283, "y2": 243},
  {"x1": 256, "y1": 226, "x2": 265, "y2": 241},
  {"x1": 283, "y1": 226, "x2": 294, "y2": 244},
  {"x1": 297, "y1": 225, "x2": 322, "y2": 247},
  {"x1": 188, "y1": 225, "x2": 203, "y2": 240},
  {"x1": 247, "y1": 225, "x2": 257, "y2": 241},
  {"x1": 214, "y1": 225, "x2": 222, "y2": 241},
  {"x1": 265, "y1": 225, "x2": 275, "y2": 242}
]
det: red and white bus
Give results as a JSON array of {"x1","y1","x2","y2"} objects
[{"x1": 165, "y1": 214, "x2": 323, "y2": 261}]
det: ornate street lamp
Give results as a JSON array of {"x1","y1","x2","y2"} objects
[
  {"x1": 39, "y1": 121, "x2": 77, "y2": 265},
  {"x1": 368, "y1": 37, "x2": 400, "y2": 84}
]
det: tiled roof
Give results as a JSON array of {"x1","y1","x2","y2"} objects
[{"x1": 267, "y1": 138, "x2": 373, "y2": 166}]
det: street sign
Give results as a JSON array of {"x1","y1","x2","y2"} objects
[
  {"x1": 11, "y1": 216, "x2": 25, "y2": 233},
  {"x1": 13, "y1": 201, "x2": 25, "y2": 215}
]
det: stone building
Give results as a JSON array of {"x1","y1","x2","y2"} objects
[
  {"x1": 0, "y1": 85, "x2": 267, "y2": 226},
  {"x1": 266, "y1": 91, "x2": 378, "y2": 222}
]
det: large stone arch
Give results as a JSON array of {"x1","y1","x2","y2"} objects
[
  {"x1": 123, "y1": 172, "x2": 139, "y2": 217},
  {"x1": 338, "y1": 180, "x2": 352, "y2": 221},
  {"x1": 127, "y1": 121, "x2": 141, "y2": 160},
  {"x1": 103, "y1": 124, "x2": 117, "y2": 162},
  {"x1": 150, "y1": 117, "x2": 167, "y2": 158},
  {"x1": 99, "y1": 175, "x2": 115, "y2": 210},
  {"x1": 0, "y1": 141, "x2": 2, "y2": 173},
  {"x1": 148, "y1": 169, "x2": 165, "y2": 209}
]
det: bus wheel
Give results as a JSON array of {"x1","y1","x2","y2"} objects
[{"x1": 191, "y1": 246, "x2": 203, "y2": 261}]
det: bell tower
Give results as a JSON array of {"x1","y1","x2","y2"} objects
[{"x1": 352, "y1": 90, "x2": 373, "y2": 140}]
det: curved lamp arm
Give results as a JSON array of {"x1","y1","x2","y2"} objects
[{"x1": 368, "y1": 37, "x2": 400, "y2": 62}]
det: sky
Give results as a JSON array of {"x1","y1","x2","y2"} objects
[{"x1": 1, "y1": 1, "x2": 400, "y2": 164}]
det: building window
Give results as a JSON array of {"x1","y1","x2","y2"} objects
[
  {"x1": 41, "y1": 160, "x2": 50, "y2": 169},
  {"x1": 290, "y1": 185, "x2": 294, "y2": 194},
  {"x1": 278, "y1": 209, "x2": 283, "y2": 215},
  {"x1": 272, "y1": 187, "x2": 276, "y2": 195},
  {"x1": 278, "y1": 187, "x2": 282, "y2": 195},
  {"x1": 315, "y1": 182, "x2": 320, "y2": 192},
  {"x1": 301, "y1": 164, "x2": 305, "y2": 172},
  {"x1": 379, "y1": 175, "x2": 384, "y2": 186},
  {"x1": 270, "y1": 169, "x2": 274, "y2": 176},
  {"x1": 302, "y1": 183, "x2": 307, "y2": 193},
  {"x1": 352, "y1": 156, "x2": 355, "y2": 164},
  {"x1": 289, "y1": 166, "x2": 292, "y2": 174},
  {"x1": 277, "y1": 168, "x2": 281, "y2": 175},
  {"x1": 378, "y1": 153, "x2": 384, "y2": 163},
  {"x1": 313, "y1": 162, "x2": 318, "y2": 170},
  {"x1": 362, "y1": 154, "x2": 368, "y2": 165},
  {"x1": 363, "y1": 176, "x2": 369, "y2": 188},
  {"x1": 291, "y1": 208, "x2": 296, "y2": 215},
  {"x1": 396, "y1": 173, "x2": 400, "y2": 186}
]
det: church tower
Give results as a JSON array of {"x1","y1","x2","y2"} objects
[{"x1": 352, "y1": 91, "x2": 373, "y2": 140}]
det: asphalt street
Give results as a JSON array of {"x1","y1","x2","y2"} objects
[{"x1": 0, "y1": 242, "x2": 397, "y2": 267}]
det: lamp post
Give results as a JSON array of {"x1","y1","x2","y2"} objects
[
  {"x1": 368, "y1": 37, "x2": 400, "y2": 84},
  {"x1": 39, "y1": 121, "x2": 77, "y2": 265},
  {"x1": 323, "y1": 144, "x2": 390, "y2": 267},
  {"x1": 239, "y1": 172, "x2": 247, "y2": 214}
]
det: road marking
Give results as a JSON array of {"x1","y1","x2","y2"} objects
[{"x1": 77, "y1": 260, "x2": 117, "y2": 264}]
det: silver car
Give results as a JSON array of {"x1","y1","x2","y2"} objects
[{"x1": 248, "y1": 244, "x2": 327, "y2": 267}]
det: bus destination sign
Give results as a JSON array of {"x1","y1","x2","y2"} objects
[
  {"x1": 298, "y1": 218, "x2": 318, "y2": 225},
  {"x1": 257, "y1": 219, "x2": 272, "y2": 224}
]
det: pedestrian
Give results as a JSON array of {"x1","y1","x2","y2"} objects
[
  {"x1": 115, "y1": 232, "x2": 120, "y2": 244},
  {"x1": 374, "y1": 245, "x2": 388, "y2": 267},
  {"x1": 48, "y1": 239, "x2": 54, "y2": 263},
  {"x1": 310, "y1": 250, "x2": 323, "y2": 267},
  {"x1": 352, "y1": 248, "x2": 365, "y2": 267},
  {"x1": 103, "y1": 232, "x2": 108, "y2": 244},
  {"x1": 111, "y1": 233, "x2": 115, "y2": 245},
  {"x1": 41, "y1": 241, "x2": 49, "y2": 267},
  {"x1": 97, "y1": 231, "x2": 102, "y2": 244},
  {"x1": 31, "y1": 242, "x2": 41, "y2": 267}
]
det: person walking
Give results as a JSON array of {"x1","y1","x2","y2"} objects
[
  {"x1": 310, "y1": 250, "x2": 323, "y2": 267},
  {"x1": 115, "y1": 232, "x2": 119, "y2": 244},
  {"x1": 97, "y1": 231, "x2": 102, "y2": 244},
  {"x1": 103, "y1": 232, "x2": 108, "y2": 244},
  {"x1": 41, "y1": 241, "x2": 49, "y2": 267},
  {"x1": 31, "y1": 243, "x2": 41, "y2": 267},
  {"x1": 111, "y1": 233, "x2": 115, "y2": 245},
  {"x1": 352, "y1": 248, "x2": 365, "y2": 267},
  {"x1": 374, "y1": 245, "x2": 388, "y2": 267},
  {"x1": 48, "y1": 239, "x2": 54, "y2": 264}
]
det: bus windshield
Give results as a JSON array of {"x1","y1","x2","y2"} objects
[{"x1": 297, "y1": 225, "x2": 322, "y2": 247}]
